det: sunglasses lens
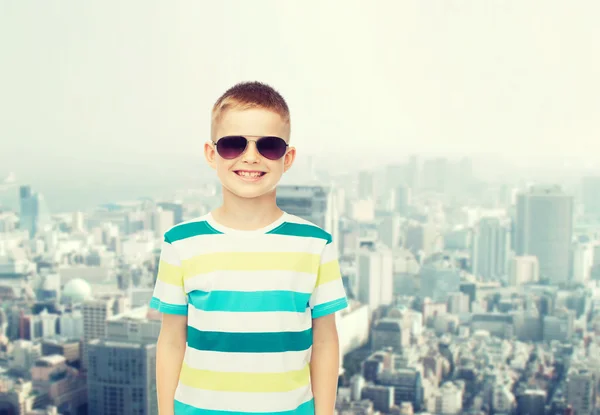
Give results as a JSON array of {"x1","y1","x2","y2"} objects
[
  {"x1": 257, "y1": 137, "x2": 287, "y2": 160},
  {"x1": 216, "y1": 136, "x2": 247, "y2": 159}
]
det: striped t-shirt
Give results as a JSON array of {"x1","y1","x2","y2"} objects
[{"x1": 149, "y1": 211, "x2": 348, "y2": 415}]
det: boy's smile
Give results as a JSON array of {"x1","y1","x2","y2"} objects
[{"x1": 234, "y1": 169, "x2": 267, "y2": 182}]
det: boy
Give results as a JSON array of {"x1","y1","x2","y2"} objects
[{"x1": 150, "y1": 81, "x2": 348, "y2": 415}]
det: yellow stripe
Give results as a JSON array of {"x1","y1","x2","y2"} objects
[
  {"x1": 182, "y1": 252, "x2": 320, "y2": 278},
  {"x1": 179, "y1": 362, "x2": 310, "y2": 392},
  {"x1": 316, "y1": 260, "x2": 341, "y2": 287},
  {"x1": 157, "y1": 261, "x2": 183, "y2": 286}
]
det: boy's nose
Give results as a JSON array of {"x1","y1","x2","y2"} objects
[{"x1": 241, "y1": 141, "x2": 260, "y2": 163}]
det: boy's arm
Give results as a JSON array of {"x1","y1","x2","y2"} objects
[
  {"x1": 310, "y1": 313, "x2": 340, "y2": 415},
  {"x1": 156, "y1": 313, "x2": 187, "y2": 415}
]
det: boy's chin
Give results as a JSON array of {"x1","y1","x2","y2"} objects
[{"x1": 224, "y1": 184, "x2": 277, "y2": 200}]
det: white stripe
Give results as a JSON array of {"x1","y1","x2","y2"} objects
[
  {"x1": 309, "y1": 279, "x2": 345, "y2": 309},
  {"x1": 183, "y1": 348, "x2": 312, "y2": 373},
  {"x1": 187, "y1": 308, "x2": 312, "y2": 333},
  {"x1": 184, "y1": 270, "x2": 317, "y2": 294},
  {"x1": 153, "y1": 279, "x2": 187, "y2": 305},
  {"x1": 159, "y1": 240, "x2": 181, "y2": 265},
  {"x1": 321, "y1": 242, "x2": 338, "y2": 264},
  {"x1": 176, "y1": 233, "x2": 324, "y2": 259},
  {"x1": 175, "y1": 383, "x2": 313, "y2": 412}
]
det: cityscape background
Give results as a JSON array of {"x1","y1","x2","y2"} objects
[{"x1": 2, "y1": 1, "x2": 600, "y2": 415}]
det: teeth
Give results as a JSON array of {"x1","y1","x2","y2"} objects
[{"x1": 237, "y1": 171, "x2": 263, "y2": 178}]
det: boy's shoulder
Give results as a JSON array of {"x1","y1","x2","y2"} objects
[
  {"x1": 272, "y1": 213, "x2": 333, "y2": 244},
  {"x1": 162, "y1": 213, "x2": 214, "y2": 244}
]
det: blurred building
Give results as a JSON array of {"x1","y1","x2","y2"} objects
[
  {"x1": 581, "y1": 176, "x2": 600, "y2": 216},
  {"x1": 571, "y1": 240, "x2": 594, "y2": 284},
  {"x1": 517, "y1": 389, "x2": 546, "y2": 415},
  {"x1": 371, "y1": 318, "x2": 409, "y2": 352},
  {"x1": 515, "y1": 185, "x2": 574, "y2": 284},
  {"x1": 87, "y1": 306, "x2": 161, "y2": 415},
  {"x1": 19, "y1": 185, "x2": 51, "y2": 239},
  {"x1": 566, "y1": 368, "x2": 595, "y2": 415},
  {"x1": 378, "y1": 368, "x2": 424, "y2": 411},
  {"x1": 82, "y1": 294, "x2": 130, "y2": 370},
  {"x1": 508, "y1": 256, "x2": 539, "y2": 286},
  {"x1": 471, "y1": 216, "x2": 510, "y2": 281},
  {"x1": 419, "y1": 258, "x2": 461, "y2": 302},
  {"x1": 356, "y1": 246, "x2": 393, "y2": 310}
]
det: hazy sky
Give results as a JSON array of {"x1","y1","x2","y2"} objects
[{"x1": 1, "y1": 1, "x2": 599, "y2": 180}]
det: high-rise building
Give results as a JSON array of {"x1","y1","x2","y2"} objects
[
  {"x1": 358, "y1": 170, "x2": 375, "y2": 200},
  {"x1": 406, "y1": 155, "x2": 420, "y2": 190},
  {"x1": 543, "y1": 310, "x2": 575, "y2": 342},
  {"x1": 508, "y1": 256, "x2": 539, "y2": 286},
  {"x1": 371, "y1": 318, "x2": 409, "y2": 351},
  {"x1": 378, "y1": 369, "x2": 424, "y2": 411},
  {"x1": 87, "y1": 307, "x2": 161, "y2": 415},
  {"x1": 404, "y1": 222, "x2": 442, "y2": 258},
  {"x1": 361, "y1": 385, "x2": 394, "y2": 413},
  {"x1": 394, "y1": 185, "x2": 411, "y2": 216},
  {"x1": 429, "y1": 382, "x2": 463, "y2": 414},
  {"x1": 82, "y1": 295, "x2": 130, "y2": 369},
  {"x1": 157, "y1": 201, "x2": 184, "y2": 225},
  {"x1": 571, "y1": 240, "x2": 594, "y2": 284},
  {"x1": 581, "y1": 176, "x2": 600, "y2": 216},
  {"x1": 19, "y1": 185, "x2": 50, "y2": 238},
  {"x1": 419, "y1": 260, "x2": 461, "y2": 302},
  {"x1": 515, "y1": 186, "x2": 574, "y2": 284},
  {"x1": 566, "y1": 368, "x2": 595, "y2": 415},
  {"x1": 517, "y1": 389, "x2": 546, "y2": 415},
  {"x1": 471, "y1": 216, "x2": 511, "y2": 281},
  {"x1": 356, "y1": 247, "x2": 393, "y2": 310},
  {"x1": 378, "y1": 214, "x2": 402, "y2": 249},
  {"x1": 152, "y1": 207, "x2": 175, "y2": 238}
]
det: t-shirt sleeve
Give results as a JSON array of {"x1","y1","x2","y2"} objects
[
  {"x1": 309, "y1": 238, "x2": 349, "y2": 319},
  {"x1": 149, "y1": 235, "x2": 188, "y2": 315}
]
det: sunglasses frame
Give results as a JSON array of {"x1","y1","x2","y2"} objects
[{"x1": 211, "y1": 135, "x2": 289, "y2": 160}]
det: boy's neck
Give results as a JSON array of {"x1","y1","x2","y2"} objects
[{"x1": 212, "y1": 187, "x2": 283, "y2": 231}]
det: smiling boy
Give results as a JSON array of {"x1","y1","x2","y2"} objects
[{"x1": 150, "y1": 81, "x2": 348, "y2": 415}]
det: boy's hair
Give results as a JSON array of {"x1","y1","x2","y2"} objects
[{"x1": 211, "y1": 81, "x2": 290, "y2": 139}]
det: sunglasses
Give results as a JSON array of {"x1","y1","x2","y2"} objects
[{"x1": 212, "y1": 136, "x2": 289, "y2": 160}]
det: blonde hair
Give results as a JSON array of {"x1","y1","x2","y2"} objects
[{"x1": 211, "y1": 81, "x2": 290, "y2": 140}]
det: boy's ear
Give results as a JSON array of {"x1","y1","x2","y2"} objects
[
  {"x1": 283, "y1": 146, "x2": 296, "y2": 173},
  {"x1": 204, "y1": 141, "x2": 217, "y2": 169}
]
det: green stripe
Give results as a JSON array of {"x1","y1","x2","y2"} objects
[
  {"x1": 174, "y1": 398, "x2": 315, "y2": 415},
  {"x1": 149, "y1": 297, "x2": 188, "y2": 315},
  {"x1": 188, "y1": 290, "x2": 310, "y2": 312},
  {"x1": 268, "y1": 222, "x2": 331, "y2": 244},
  {"x1": 165, "y1": 221, "x2": 222, "y2": 242},
  {"x1": 187, "y1": 326, "x2": 313, "y2": 353},
  {"x1": 312, "y1": 297, "x2": 348, "y2": 319}
]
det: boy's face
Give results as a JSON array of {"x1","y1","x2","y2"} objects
[{"x1": 205, "y1": 108, "x2": 296, "y2": 200}]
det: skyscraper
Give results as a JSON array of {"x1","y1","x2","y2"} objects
[
  {"x1": 471, "y1": 216, "x2": 511, "y2": 281},
  {"x1": 515, "y1": 185, "x2": 574, "y2": 284},
  {"x1": 358, "y1": 170, "x2": 375, "y2": 200},
  {"x1": 19, "y1": 185, "x2": 50, "y2": 238},
  {"x1": 87, "y1": 306, "x2": 161, "y2": 415},
  {"x1": 356, "y1": 247, "x2": 393, "y2": 310},
  {"x1": 581, "y1": 176, "x2": 600, "y2": 216},
  {"x1": 82, "y1": 295, "x2": 130, "y2": 370},
  {"x1": 566, "y1": 368, "x2": 595, "y2": 414}
]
